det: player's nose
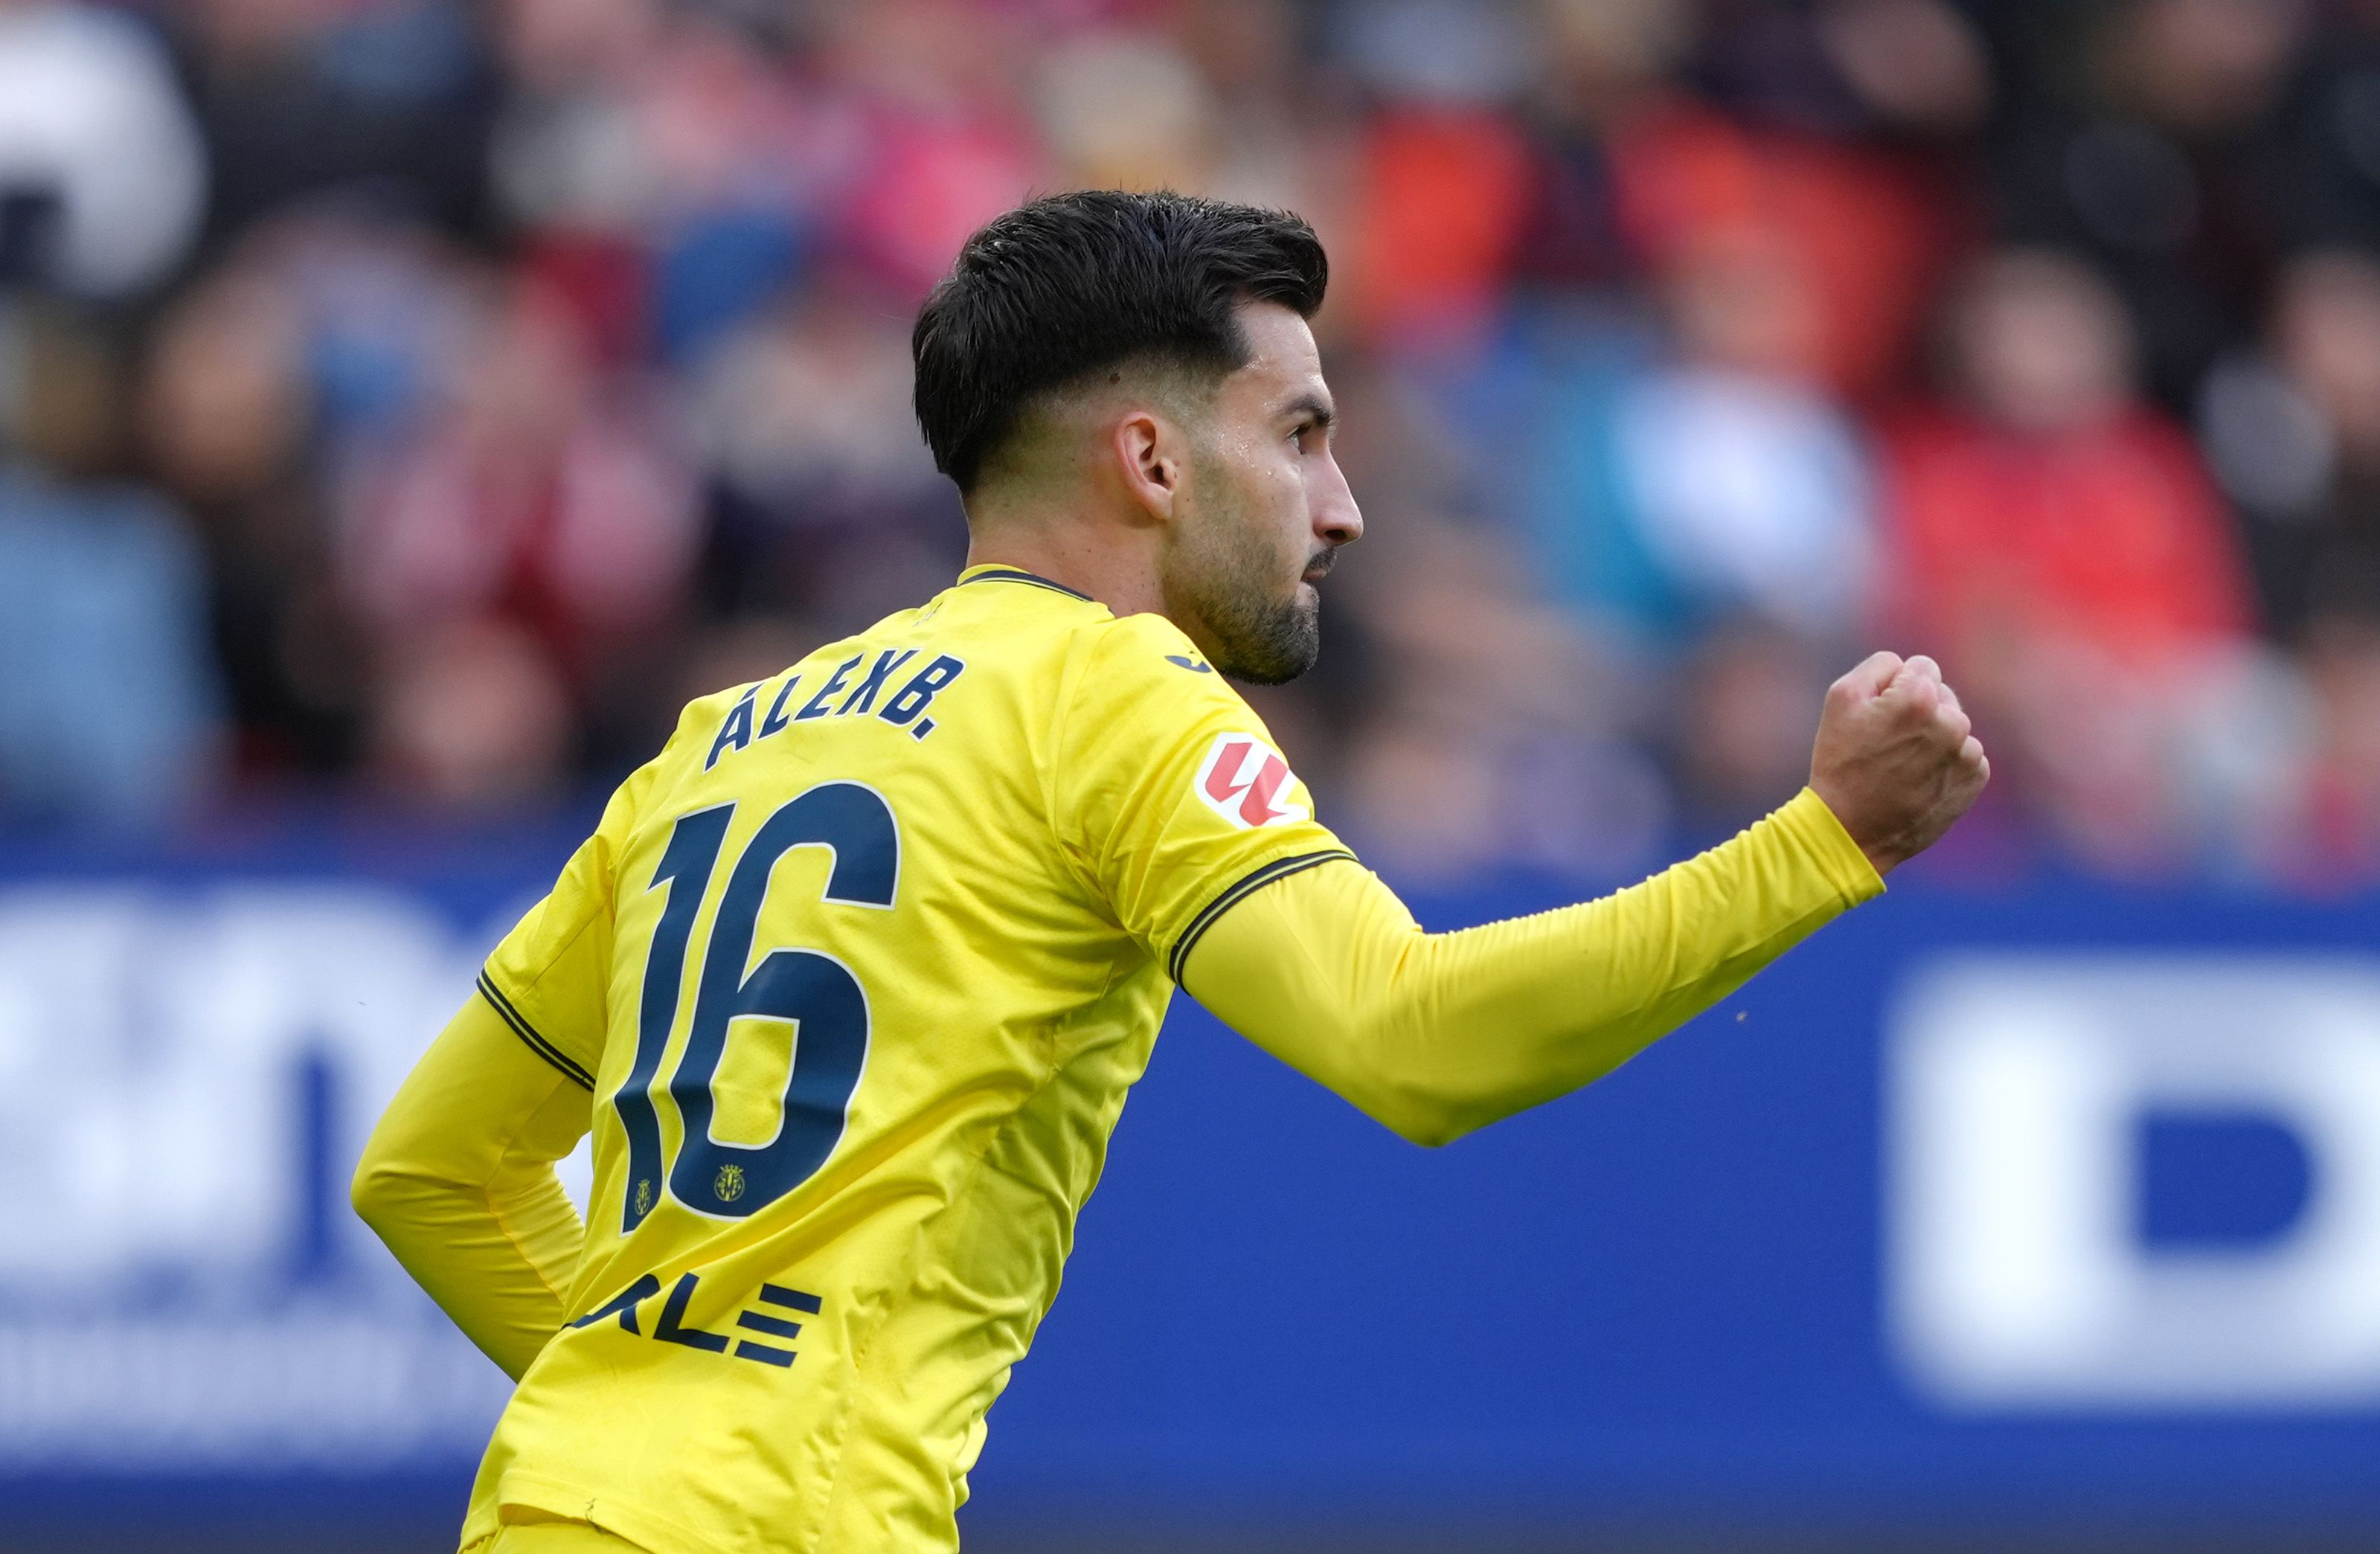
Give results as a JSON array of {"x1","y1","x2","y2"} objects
[{"x1": 1312, "y1": 453, "x2": 1363, "y2": 549}]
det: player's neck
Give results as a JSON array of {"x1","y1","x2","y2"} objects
[{"x1": 961, "y1": 519, "x2": 1168, "y2": 620}]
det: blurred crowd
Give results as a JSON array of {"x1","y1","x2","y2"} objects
[{"x1": 7, "y1": 0, "x2": 2380, "y2": 886}]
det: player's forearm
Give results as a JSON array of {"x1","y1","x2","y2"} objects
[
  {"x1": 353, "y1": 1149, "x2": 584, "y2": 1379},
  {"x1": 1184, "y1": 789, "x2": 1882, "y2": 1146},
  {"x1": 352, "y1": 992, "x2": 593, "y2": 1380}
]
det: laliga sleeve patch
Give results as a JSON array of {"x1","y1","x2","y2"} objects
[{"x1": 1193, "y1": 733, "x2": 1309, "y2": 829}]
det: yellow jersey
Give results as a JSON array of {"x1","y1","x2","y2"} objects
[{"x1": 461, "y1": 564, "x2": 1353, "y2": 1553}]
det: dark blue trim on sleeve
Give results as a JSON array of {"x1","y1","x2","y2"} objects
[
  {"x1": 1167, "y1": 849, "x2": 1360, "y2": 985},
  {"x1": 477, "y1": 971, "x2": 597, "y2": 1091}
]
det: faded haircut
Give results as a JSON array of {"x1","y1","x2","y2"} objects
[{"x1": 911, "y1": 190, "x2": 1327, "y2": 494}]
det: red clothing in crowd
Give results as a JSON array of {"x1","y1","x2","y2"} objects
[
  {"x1": 1880, "y1": 406, "x2": 2255, "y2": 667},
  {"x1": 1611, "y1": 103, "x2": 1963, "y2": 399}
]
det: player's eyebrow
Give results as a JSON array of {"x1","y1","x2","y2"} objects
[{"x1": 1278, "y1": 391, "x2": 1335, "y2": 428}]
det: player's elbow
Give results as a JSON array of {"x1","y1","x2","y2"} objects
[
  {"x1": 1383, "y1": 1110, "x2": 1464, "y2": 1149},
  {"x1": 348, "y1": 1128, "x2": 420, "y2": 1236},
  {"x1": 349, "y1": 1149, "x2": 398, "y2": 1232},
  {"x1": 1351, "y1": 1078, "x2": 1480, "y2": 1149},
  {"x1": 1332, "y1": 1019, "x2": 1490, "y2": 1147},
  {"x1": 1368, "y1": 1098, "x2": 1493, "y2": 1149}
]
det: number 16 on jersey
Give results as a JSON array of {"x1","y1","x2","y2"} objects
[{"x1": 614, "y1": 783, "x2": 900, "y2": 1230}]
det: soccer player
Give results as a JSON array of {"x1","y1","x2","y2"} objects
[{"x1": 353, "y1": 191, "x2": 1986, "y2": 1554}]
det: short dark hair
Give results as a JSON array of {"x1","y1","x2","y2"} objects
[{"x1": 911, "y1": 190, "x2": 1328, "y2": 492}]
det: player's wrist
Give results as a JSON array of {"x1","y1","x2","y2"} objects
[{"x1": 1797, "y1": 782, "x2": 1898, "y2": 890}]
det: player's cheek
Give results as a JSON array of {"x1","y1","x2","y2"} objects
[{"x1": 1281, "y1": 472, "x2": 1313, "y2": 560}]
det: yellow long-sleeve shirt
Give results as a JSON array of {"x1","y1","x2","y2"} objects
[{"x1": 352, "y1": 567, "x2": 1882, "y2": 1554}]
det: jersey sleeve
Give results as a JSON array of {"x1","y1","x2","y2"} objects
[
  {"x1": 480, "y1": 756, "x2": 661, "y2": 1086},
  {"x1": 1181, "y1": 788, "x2": 1884, "y2": 1145},
  {"x1": 351, "y1": 988, "x2": 591, "y2": 1379},
  {"x1": 1051, "y1": 616, "x2": 1357, "y2": 979}
]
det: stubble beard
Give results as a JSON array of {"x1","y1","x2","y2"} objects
[
  {"x1": 1169, "y1": 454, "x2": 1323, "y2": 686},
  {"x1": 1200, "y1": 571, "x2": 1319, "y2": 686}
]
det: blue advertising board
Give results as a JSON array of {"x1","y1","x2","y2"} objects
[{"x1": 1, "y1": 818, "x2": 2377, "y2": 1547}]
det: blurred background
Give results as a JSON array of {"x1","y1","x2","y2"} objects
[{"x1": 7, "y1": 0, "x2": 2380, "y2": 1549}]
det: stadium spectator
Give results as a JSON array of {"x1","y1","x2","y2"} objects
[
  {"x1": 815, "y1": 0, "x2": 1042, "y2": 301},
  {"x1": 1607, "y1": 224, "x2": 1878, "y2": 644},
  {"x1": 365, "y1": 613, "x2": 572, "y2": 809},
  {"x1": 139, "y1": 256, "x2": 359, "y2": 778},
  {"x1": 1988, "y1": 0, "x2": 2310, "y2": 408},
  {"x1": 0, "y1": 470, "x2": 222, "y2": 823},
  {"x1": 1884, "y1": 248, "x2": 2252, "y2": 668},
  {"x1": 0, "y1": 307, "x2": 221, "y2": 822},
  {"x1": 2200, "y1": 249, "x2": 2380, "y2": 638},
  {"x1": 333, "y1": 272, "x2": 702, "y2": 770},
  {"x1": 1170, "y1": 0, "x2": 1335, "y2": 218},
  {"x1": 687, "y1": 277, "x2": 965, "y2": 642},
  {"x1": 1609, "y1": 61, "x2": 1966, "y2": 399},
  {"x1": 183, "y1": 0, "x2": 495, "y2": 249},
  {"x1": 0, "y1": 0, "x2": 205, "y2": 297},
  {"x1": 1500, "y1": 220, "x2": 1876, "y2": 652},
  {"x1": 1505, "y1": 0, "x2": 1684, "y2": 295},
  {"x1": 1342, "y1": 103, "x2": 1533, "y2": 345},
  {"x1": 1882, "y1": 247, "x2": 2266, "y2": 869}
]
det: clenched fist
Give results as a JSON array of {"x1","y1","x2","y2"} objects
[{"x1": 1809, "y1": 652, "x2": 1989, "y2": 876}]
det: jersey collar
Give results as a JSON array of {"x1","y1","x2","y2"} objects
[{"x1": 955, "y1": 565, "x2": 1094, "y2": 603}]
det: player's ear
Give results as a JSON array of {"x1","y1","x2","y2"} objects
[{"x1": 1113, "y1": 408, "x2": 1180, "y2": 524}]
